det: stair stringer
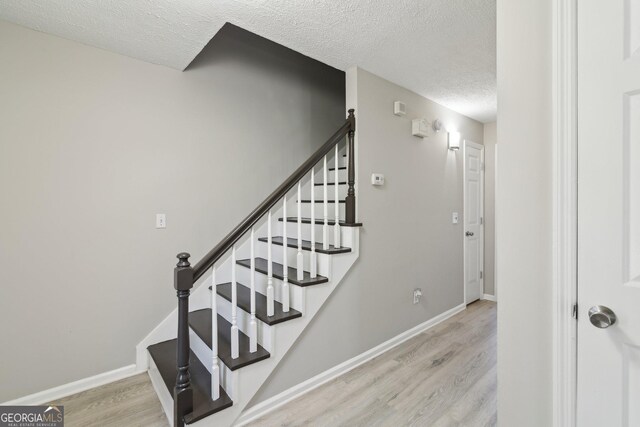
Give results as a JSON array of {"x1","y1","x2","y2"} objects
[{"x1": 191, "y1": 227, "x2": 359, "y2": 427}]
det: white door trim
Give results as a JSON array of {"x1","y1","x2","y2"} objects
[
  {"x1": 463, "y1": 139, "x2": 485, "y2": 305},
  {"x1": 552, "y1": 0, "x2": 578, "y2": 425}
]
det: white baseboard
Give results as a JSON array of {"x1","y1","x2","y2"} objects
[
  {"x1": 234, "y1": 303, "x2": 466, "y2": 426},
  {"x1": 482, "y1": 293, "x2": 497, "y2": 302},
  {"x1": 1, "y1": 364, "x2": 140, "y2": 406}
]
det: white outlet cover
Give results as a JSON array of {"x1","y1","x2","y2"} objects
[{"x1": 452, "y1": 212, "x2": 459, "y2": 224}]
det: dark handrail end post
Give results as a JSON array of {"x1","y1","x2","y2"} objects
[
  {"x1": 174, "y1": 252, "x2": 194, "y2": 427},
  {"x1": 345, "y1": 109, "x2": 357, "y2": 225},
  {"x1": 348, "y1": 108, "x2": 356, "y2": 131}
]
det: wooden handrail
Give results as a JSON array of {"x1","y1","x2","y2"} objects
[{"x1": 191, "y1": 109, "x2": 355, "y2": 281}]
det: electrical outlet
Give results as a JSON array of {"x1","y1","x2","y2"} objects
[
  {"x1": 156, "y1": 214, "x2": 166, "y2": 229},
  {"x1": 413, "y1": 288, "x2": 423, "y2": 304}
]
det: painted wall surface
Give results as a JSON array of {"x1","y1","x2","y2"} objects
[
  {"x1": 496, "y1": 0, "x2": 554, "y2": 425},
  {"x1": 0, "y1": 21, "x2": 345, "y2": 402},
  {"x1": 250, "y1": 67, "x2": 484, "y2": 406},
  {"x1": 483, "y1": 121, "x2": 496, "y2": 297}
]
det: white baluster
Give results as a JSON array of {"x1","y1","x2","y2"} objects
[
  {"x1": 282, "y1": 196, "x2": 290, "y2": 312},
  {"x1": 267, "y1": 211, "x2": 274, "y2": 316},
  {"x1": 323, "y1": 155, "x2": 329, "y2": 250},
  {"x1": 211, "y1": 266, "x2": 220, "y2": 400},
  {"x1": 334, "y1": 144, "x2": 341, "y2": 249},
  {"x1": 310, "y1": 167, "x2": 317, "y2": 278},
  {"x1": 249, "y1": 228, "x2": 257, "y2": 353},
  {"x1": 297, "y1": 181, "x2": 304, "y2": 281},
  {"x1": 231, "y1": 246, "x2": 239, "y2": 359}
]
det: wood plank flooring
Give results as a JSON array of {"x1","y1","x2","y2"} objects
[
  {"x1": 47, "y1": 300, "x2": 496, "y2": 427},
  {"x1": 47, "y1": 372, "x2": 169, "y2": 427},
  {"x1": 246, "y1": 300, "x2": 496, "y2": 427}
]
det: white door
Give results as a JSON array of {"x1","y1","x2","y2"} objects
[
  {"x1": 464, "y1": 141, "x2": 484, "y2": 304},
  {"x1": 577, "y1": 0, "x2": 640, "y2": 425}
]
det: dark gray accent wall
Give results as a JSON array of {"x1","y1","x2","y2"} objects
[{"x1": 0, "y1": 20, "x2": 344, "y2": 402}]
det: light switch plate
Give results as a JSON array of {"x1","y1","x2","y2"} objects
[
  {"x1": 156, "y1": 214, "x2": 166, "y2": 229},
  {"x1": 452, "y1": 212, "x2": 459, "y2": 224}
]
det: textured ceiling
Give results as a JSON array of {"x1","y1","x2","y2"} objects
[{"x1": 0, "y1": 0, "x2": 496, "y2": 122}]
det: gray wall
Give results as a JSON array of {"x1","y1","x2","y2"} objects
[
  {"x1": 497, "y1": 0, "x2": 554, "y2": 424},
  {"x1": 0, "y1": 21, "x2": 344, "y2": 402},
  {"x1": 250, "y1": 67, "x2": 485, "y2": 406},
  {"x1": 483, "y1": 121, "x2": 496, "y2": 297}
]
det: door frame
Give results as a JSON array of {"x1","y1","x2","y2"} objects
[
  {"x1": 552, "y1": 0, "x2": 578, "y2": 425},
  {"x1": 463, "y1": 139, "x2": 485, "y2": 305}
]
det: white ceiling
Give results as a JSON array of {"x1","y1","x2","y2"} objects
[{"x1": 0, "y1": 0, "x2": 496, "y2": 122}]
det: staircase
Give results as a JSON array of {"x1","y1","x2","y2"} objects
[{"x1": 137, "y1": 110, "x2": 360, "y2": 426}]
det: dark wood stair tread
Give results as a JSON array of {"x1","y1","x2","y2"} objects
[
  {"x1": 279, "y1": 217, "x2": 363, "y2": 227},
  {"x1": 314, "y1": 181, "x2": 346, "y2": 186},
  {"x1": 300, "y1": 200, "x2": 345, "y2": 203},
  {"x1": 259, "y1": 236, "x2": 351, "y2": 255},
  {"x1": 189, "y1": 309, "x2": 270, "y2": 371},
  {"x1": 212, "y1": 282, "x2": 302, "y2": 325},
  {"x1": 237, "y1": 257, "x2": 328, "y2": 287},
  {"x1": 147, "y1": 339, "x2": 232, "y2": 423},
  {"x1": 329, "y1": 166, "x2": 347, "y2": 171}
]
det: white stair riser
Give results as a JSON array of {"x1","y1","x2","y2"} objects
[
  {"x1": 253, "y1": 241, "x2": 331, "y2": 277},
  {"x1": 214, "y1": 294, "x2": 273, "y2": 351},
  {"x1": 147, "y1": 355, "x2": 174, "y2": 421},
  {"x1": 312, "y1": 184, "x2": 347, "y2": 200},
  {"x1": 282, "y1": 221, "x2": 352, "y2": 247},
  {"x1": 312, "y1": 168, "x2": 347, "y2": 182},
  {"x1": 296, "y1": 202, "x2": 345, "y2": 219},
  {"x1": 233, "y1": 267, "x2": 306, "y2": 311},
  {"x1": 189, "y1": 329, "x2": 238, "y2": 399}
]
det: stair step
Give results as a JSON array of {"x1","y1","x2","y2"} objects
[
  {"x1": 300, "y1": 200, "x2": 345, "y2": 204},
  {"x1": 328, "y1": 166, "x2": 347, "y2": 171},
  {"x1": 189, "y1": 309, "x2": 270, "y2": 371},
  {"x1": 237, "y1": 257, "x2": 328, "y2": 287},
  {"x1": 314, "y1": 181, "x2": 346, "y2": 186},
  {"x1": 212, "y1": 282, "x2": 302, "y2": 326},
  {"x1": 147, "y1": 339, "x2": 233, "y2": 423},
  {"x1": 259, "y1": 236, "x2": 351, "y2": 255},
  {"x1": 279, "y1": 217, "x2": 363, "y2": 227}
]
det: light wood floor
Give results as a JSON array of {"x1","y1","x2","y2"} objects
[
  {"x1": 50, "y1": 300, "x2": 496, "y2": 427},
  {"x1": 247, "y1": 300, "x2": 497, "y2": 427},
  {"x1": 48, "y1": 372, "x2": 169, "y2": 427}
]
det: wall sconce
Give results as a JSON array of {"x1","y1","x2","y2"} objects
[{"x1": 448, "y1": 131, "x2": 461, "y2": 151}]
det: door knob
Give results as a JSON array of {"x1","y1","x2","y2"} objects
[
  {"x1": 465, "y1": 231, "x2": 474, "y2": 237},
  {"x1": 588, "y1": 305, "x2": 617, "y2": 328}
]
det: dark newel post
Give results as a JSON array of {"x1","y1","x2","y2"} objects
[
  {"x1": 174, "y1": 252, "x2": 193, "y2": 427},
  {"x1": 345, "y1": 108, "x2": 356, "y2": 225}
]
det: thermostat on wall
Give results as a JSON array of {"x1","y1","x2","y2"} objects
[
  {"x1": 412, "y1": 118, "x2": 430, "y2": 138},
  {"x1": 371, "y1": 173, "x2": 385, "y2": 186}
]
